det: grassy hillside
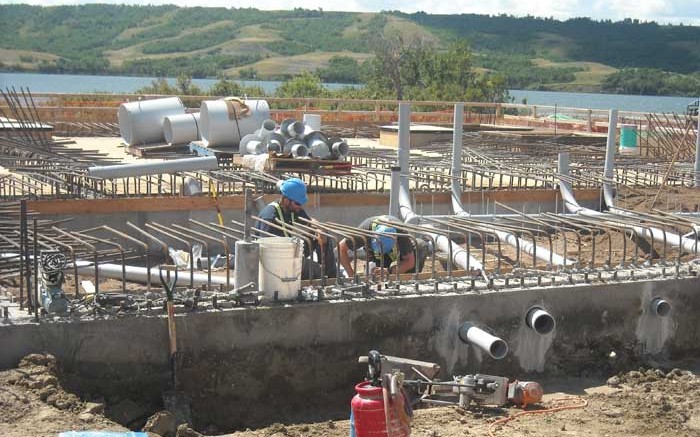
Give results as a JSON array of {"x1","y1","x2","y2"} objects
[{"x1": 1, "y1": 4, "x2": 699, "y2": 94}]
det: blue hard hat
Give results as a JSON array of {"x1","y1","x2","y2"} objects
[
  {"x1": 371, "y1": 225, "x2": 396, "y2": 254},
  {"x1": 279, "y1": 177, "x2": 308, "y2": 205}
]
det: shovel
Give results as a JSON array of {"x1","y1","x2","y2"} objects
[{"x1": 159, "y1": 265, "x2": 192, "y2": 425}]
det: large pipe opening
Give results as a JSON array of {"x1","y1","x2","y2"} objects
[
  {"x1": 651, "y1": 298, "x2": 672, "y2": 317},
  {"x1": 526, "y1": 306, "x2": 556, "y2": 334}
]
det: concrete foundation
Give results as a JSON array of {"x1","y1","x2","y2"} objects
[{"x1": 2, "y1": 276, "x2": 699, "y2": 430}]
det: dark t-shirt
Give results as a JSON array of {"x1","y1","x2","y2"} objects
[
  {"x1": 256, "y1": 201, "x2": 313, "y2": 256},
  {"x1": 345, "y1": 215, "x2": 413, "y2": 266},
  {"x1": 256, "y1": 201, "x2": 311, "y2": 237}
]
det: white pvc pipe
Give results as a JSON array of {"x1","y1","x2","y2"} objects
[
  {"x1": 397, "y1": 103, "x2": 420, "y2": 224},
  {"x1": 200, "y1": 99, "x2": 270, "y2": 147},
  {"x1": 603, "y1": 109, "x2": 619, "y2": 208},
  {"x1": 88, "y1": 156, "x2": 218, "y2": 179},
  {"x1": 458, "y1": 322, "x2": 508, "y2": 360},
  {"x1": 695, "y1": 109, "x2": 700, "y2": 188},
  {"x1": 558, "y1": 152, "x2": 699, "y2": 254},
  {"x1": 118, "y1": 97, "x2": 185, "y2": 146},
  {"x1": 163, "y1": 112, "x2": 200, "y2": 145},
  {"x1": 450, "y1": 104, "x2": 573, "y2": 267},
  {"x1": 396, "y1": 103, "x2": 483, "y2": 272}
]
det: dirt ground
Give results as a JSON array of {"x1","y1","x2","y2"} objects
[{"x1": 2, "y1": 353, "x2": 700, "y2": 437}]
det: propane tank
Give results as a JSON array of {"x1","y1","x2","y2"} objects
[{"x1": 351, "y1": 381, "x2": 390, "y2": 437}]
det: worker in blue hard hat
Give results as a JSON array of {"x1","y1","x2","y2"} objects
[
  {"x1": 256, "y1": 177, "x2": 337, "y2": 279},
  {"x1": 338, "y1": 215, "x2": 422, "y2": 279}
]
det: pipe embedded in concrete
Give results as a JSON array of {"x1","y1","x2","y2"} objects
[
  {"x1": 650, "y1": 298, "x2": 671, "y2": 317},
  {"x1": 458, "y1": 322, "x2": 508, "y2": 360},
  {"x1": 525, "y1": 307, "x2": 556, "y2": 335}
]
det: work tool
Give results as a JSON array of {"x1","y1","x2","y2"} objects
[{"x1": 159, "y1": 264, "x2": 192, "y2": 424}]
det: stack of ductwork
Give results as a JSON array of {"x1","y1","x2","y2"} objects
[{"x1": 240, "y1": 117, "x2": 350, "y2": 160}]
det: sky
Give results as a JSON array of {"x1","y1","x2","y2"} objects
[{"x1": 1, "y1": 0, "x2": 699, "y2": 26}]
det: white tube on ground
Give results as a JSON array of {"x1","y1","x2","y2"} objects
[
  {"x1": 458, "y1": 322, "x2": 509, "y2": 360},
  {"x1": 118, "y1": 97, "x2": 185, "y2": 146},
  {"x1": 88, "y1": 156, "x2": 219, "y2": 179}
]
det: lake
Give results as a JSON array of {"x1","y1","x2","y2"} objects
[{"x1": 0, "y1": 71, "x2": 696, "y2": 114}]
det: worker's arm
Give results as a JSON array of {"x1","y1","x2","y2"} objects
[
  {"x1": 338, "y1": 238, "x2": 354, "y2": 277},
  {"x1": 393, "y1": 251, "x2": 415, "y2": 274},
  {"x1": 372, "y1": 251, "x2": 415, "y2": 279}
]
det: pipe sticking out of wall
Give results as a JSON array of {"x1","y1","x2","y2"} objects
[
  {"x1": 526, "y1": 307, "x2": 556, "y2": 334},
  {"x1": 458, "y1": 322, "x2": 509, "y2": 360},
  {"x1": 650, "y1": 298, "x2": 671, "y2": 317}
]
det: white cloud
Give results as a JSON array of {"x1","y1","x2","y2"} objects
[{"x1": 1, "y1": 0, "x2": 698, "y2": 24}]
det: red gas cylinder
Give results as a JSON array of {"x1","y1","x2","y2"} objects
[{"x1": 351, "y1": 381, "x2": 410, "y2": 437}]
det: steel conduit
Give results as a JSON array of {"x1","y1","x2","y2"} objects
[
  {"x1": 395, "y1": 103, "x2": 484, "y2": 274},
  {"x1": 449, "y1": 103, "x2": 573, "y2": 267},
  {"x1": 558, "y1": 152, "x2": 699, "y2": 254}
]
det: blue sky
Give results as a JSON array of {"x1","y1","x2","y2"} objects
[{"x1": 1, "y1": 0, "x2": 699, "y2": 25}]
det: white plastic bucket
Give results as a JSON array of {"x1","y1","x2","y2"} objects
[
  {"x1": 258, "y1": 237, "x2": 302, "y2": 301},
  {"x1": 118, "y1": 97, "x2": 185, "y2": 146},
  {"x1": 164, "y1": 113, "x2": 201, "y2": 145},
  {"x1": 200, "y1": 99, "x2": 270, "y2": 148}
]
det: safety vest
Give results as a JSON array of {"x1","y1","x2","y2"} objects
[
  {"x1": 272, "y1": 201, "x2": 296, "y2": 237},
  {"x1": 370, "y1": 220, "x2": 399, "y2": 263}
]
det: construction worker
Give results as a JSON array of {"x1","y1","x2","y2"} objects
[
  {"x1": 338, "y1": 215, "x2": 424, "y2": 279},
  {"x1": 256, "y1": 177, "x2": 336, "y2": 279}
]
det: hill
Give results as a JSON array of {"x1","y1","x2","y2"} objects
[{"x1": 1, "y1": 4, "x2": 699, "y2": 94}]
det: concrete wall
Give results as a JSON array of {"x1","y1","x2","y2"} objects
[{"x1": 2, "y1": 277, "x2": 699, "y2": 429}]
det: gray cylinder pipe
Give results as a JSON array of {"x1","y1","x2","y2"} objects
[
  {"x1": 306, "y1": 132, "x2": 331, "y2": 159},
  {"x1": 397, "y1": 103, "x2": 419, "y2": 224},
  {"x1": 451, "y1": 103, "x2": 465, "y2": 214},
  {"x1": 284, "y1": 139, "x2": 308, "y2": 158},
  {"x1": 695, "y1": 109, "x2": 700, "y2": 188},
  {"x1": 650, "y1": 298, "x2": 671, "y2": 317},
  {"x1": 72, "y1": 261, "x2": 230, "y2": 286},
  {"x1": 603, "y1": 109, "x2": 619, "y2": 208},
  {"x1": 396, "y1": 102, "x2": 483, "y2": 273},
  {"x1": 389, "y1": 166, "x2": 401, "y2": 218},
  {"x1": 88, "y1": 156, "x2": 218, "y2": 179},
  {"x1": 526, "y1": 307, "x2": 556, "y2": 334},
  {"x1": 558, "y1": 152, "x2": 698, "y2": 254},
  {"x1": 330, "y1": 139, "x2": 349, "y2": 159},
  {"x1": 458, "y1": 322, "x2": 508, "y2": 360},
  {"x1": 234, "y1": 241, "x2": 259, "y2": 290},
  {"x1": 451, "y1": 104, "x2": 573, "y2": 267},
  {"x1": 268, "y1": 132, "x2": 285, "y2": 153}
]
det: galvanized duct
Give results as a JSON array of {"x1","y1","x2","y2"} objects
[{"x1": 118, "y1": 97, "x2": 185, "y2": 146}]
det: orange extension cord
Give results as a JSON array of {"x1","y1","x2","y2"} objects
[{"x1": 487, "y1": 396, "x2": 588, "y2": 437}]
